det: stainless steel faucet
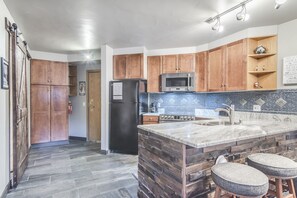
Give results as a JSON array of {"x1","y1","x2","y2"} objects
[{"x1": 215, "y1": 104, "x2": 235, "y2": 125}]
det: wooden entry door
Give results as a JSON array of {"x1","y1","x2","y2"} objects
[{"x1": 87, "y1": 71, "x2": 101, "y2": 142}]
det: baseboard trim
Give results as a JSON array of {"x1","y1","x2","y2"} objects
[
  {"x1": 0, "y1": 182, "x2": 10, "y2": 198},
  {"x1": 100, "y1": 150, "x2": 110, "y2": 155},
  {"x1": 69, "y1": 136, "x2": 87, "y2": 141},
  {"x1": 31, "y1": 140, "x2": 69, "y2": 148}
]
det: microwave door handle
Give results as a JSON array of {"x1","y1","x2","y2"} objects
[{"x1": 187, "y1": 74, "x2": 190, "y2": 91}]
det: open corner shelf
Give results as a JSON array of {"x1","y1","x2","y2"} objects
[
  {"x1": 247, "y1": 35, "x2": 277, "y2": 91},
  {"x1": 248, "y1": 53, "x2": 276, "y2": 59},
  {"x1": 248, "y1": 70, "x2": 276, "y2": 75},
  {"x1": 69, "y1": 66, "x2": 77, "y2": 96}
]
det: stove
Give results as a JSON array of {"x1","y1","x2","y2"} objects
[{"x1": 159, "y1": 114, "x2": 196, "y2": 123}]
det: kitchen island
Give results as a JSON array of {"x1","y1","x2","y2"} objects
[{"x1": 137, "y1": 120, "x2": 297, "y2": 198}]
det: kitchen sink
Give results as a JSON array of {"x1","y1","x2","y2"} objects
[{"x1": 195, "y1": 120, "x2": 242, "y2": 126}]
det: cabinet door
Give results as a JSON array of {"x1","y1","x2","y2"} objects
[
  {"x1": 50, "y1": 61, "x2": 68, "y2": 85},
  {"x1": 31, "y1": 85, "x2": 51, "y2": 144},
  {"x1": 178, "y1": 54, "x2": 195, "y2": 73},
  {"x1": 225, "y1": 39, "x2": 247, "y2": 91},
  {"x1": 126, "y1": 54, "x2": 143, "y2": 79},
  {"x1": 147, "y1": 56, "x2": 162, "y2": 92},
  {"x1": 208, "y1": 47, "x2": 225, "y2": 92},
  {"x1": 50, "y1": 86, "x2": 68, "y2": 141},
  {"x1": 195, "y1": 52, "x2": 208, "y2": 92},
  {"x1": 113, "y1": 55, "x2": 127, "y2": 79},
  {"x1": 162, "y1": 55, "x2": 178, "y2": 73},
  {"x1": 31, "y1": 59, "x2": 50, "y2": 85}
]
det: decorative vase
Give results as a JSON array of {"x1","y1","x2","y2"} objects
[{"x1": 254, "y1": 45, "x2": 267, "y2": 54}]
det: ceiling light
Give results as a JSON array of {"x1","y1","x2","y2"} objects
[
  {"x1": 236, "y1": 4, "x2": 250, "y2": 21},
  {"x1": 85, "y1": 54, "x2": 91, "y2": 60},
  {"x1": 275, "y1": 0, "x2": 287, "y2": 9},
  {"x1": 212, "y1": 18, "x2": 224, "y2": 32}
]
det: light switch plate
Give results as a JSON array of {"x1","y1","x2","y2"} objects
[
  {"x1": 83, "y1": 102, "x2": 86, "y2": 107},
  {"x1": 253, "y1": 105, "x2": 261, "y2": 112}
]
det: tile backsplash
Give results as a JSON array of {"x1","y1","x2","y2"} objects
[{"x1": 149, "y1": 89, "x2": 297, "y2": 115}]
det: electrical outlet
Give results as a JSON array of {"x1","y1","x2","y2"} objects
[{"x1": 253, "y1": 105, "x2": 261, "y2": 112}]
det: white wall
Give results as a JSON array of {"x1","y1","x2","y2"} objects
[
  {"x1": 30, "y1": 50, "x2": 68, "y2": 62},
  {"x1": 69, "y1": 62, "x2": 101, "y2": 138},
  {"x1": 0, "y1": 0, "x2": 13, "y2": 195},
  {"x1": 277, "y1": 18, "x2": 297, "y2": 89}
]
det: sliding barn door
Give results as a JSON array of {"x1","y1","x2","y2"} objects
[{"x1": 10, "y1": 27, "x2": 29, "y2": 186}]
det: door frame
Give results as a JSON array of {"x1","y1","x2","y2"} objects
[{"x1": 86, "y1": 70, "x2": 101, "y2": 142}]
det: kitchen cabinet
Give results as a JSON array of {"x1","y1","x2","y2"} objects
[
  {"x1": 178, "y1": 54, "x2": 195, "y2": 73},
  {"x1": 208, "y1": 46, "x2": 225, "y2": 92},
  {"x1": 208, "y1": 39, "x2": 247, "y2": 92},
  {"x1": 31, "y1": 59, "x2": 69, "y2": 144},
  {"x1": 161, "y1": 54, "x2": 195, "y2": 74},
  {"x1": 247, "y1": 36, "x2": 277, "y2": 90},
  {"x1": 225, "y1": 39, "x2": 247, "y2": 91},
  {"x1": 50, "y1": 86, "x2": 69, "y2": 141},
  {"x1": 195, "y1": 51, "x2": 208, "y2": 92},
  {"x1": 31, "y1": 85, "x2": 51, "y2": 144},
  {"x1": 31, "y1": 85, "x2": 68, "y2": 143},
  {"x1": 30, "y1": 59, "x2": 51, "y2": 85},
  {"x1": 162, "y1": 55, "x2": 178, "y2": 73},
  {"x1": 143, "y1": 115, "x2": 159, "y2": 125},
  {"x1": 31, "y1": 59, "x2": 68, "y2": 86},
  {"x1": 147, "y1": 56, "x2": 162, "y2": 93},
  {"x1": 113, "y1": 54, "x2": 144, "y2": 79}
]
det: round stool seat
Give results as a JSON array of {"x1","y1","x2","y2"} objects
[
  {"x1": 211, "y1": 163, "x2": 269, "y2": 197},
  {"x1": 247, "y1": 153, "x2": 297, "y2": 179}
]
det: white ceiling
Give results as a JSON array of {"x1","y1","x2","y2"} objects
[{"x1": 4, "y1": 0, "x2": 297, "y2": 54}]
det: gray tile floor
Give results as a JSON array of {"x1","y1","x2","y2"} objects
[{"x1": 6, "y1": 141, "x2": 138, "y2": 198}]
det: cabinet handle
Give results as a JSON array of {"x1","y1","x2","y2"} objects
[{"x1": 221, "y1": 84, "x2": 224, "y2": 88}]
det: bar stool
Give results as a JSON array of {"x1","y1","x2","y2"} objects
[
  {"x1": 247, "y1": 153, "x2": 297, "y2": 198},
  {"x1": 211, "y1": 162, "x2": 269, "y2": 198}
]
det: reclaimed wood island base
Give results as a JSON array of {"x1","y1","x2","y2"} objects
[{"x1": 137, "y1": 121, "x2": 297, "y2": 198}]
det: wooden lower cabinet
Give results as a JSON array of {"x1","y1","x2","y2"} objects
[
  {"x1": 143, "y1": 115, "x2": 159, "y2": 125},
  {"x1": 31, "y1": 85, "x2": 68, "y2": 144},
  {"x1": 50, "y1": 86, "x2": 68, "y2": 141},
  {"x1": 31, "y1": 85, "x2": 51, "y2": 144}
]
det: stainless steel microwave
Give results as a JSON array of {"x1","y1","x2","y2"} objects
[{"x1": 161, "y1": 72, "x2": 195, "y2": 92}]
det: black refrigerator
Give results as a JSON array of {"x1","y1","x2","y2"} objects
[{"x1": 109, "y1": 80, "x2": 147, "y2": 154}]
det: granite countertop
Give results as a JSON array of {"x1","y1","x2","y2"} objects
[{"x1": 137, "y1": 120, "x2": 297, "y2": 148}]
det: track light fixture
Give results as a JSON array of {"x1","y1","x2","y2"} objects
[
  {"x1": 212, "y1": 18, "x2": 224, "y2": 32},
  {"x1": 236, "y1": 4, "x2": 250, "y2": 21},
  {"x1": 205, "y1": 0, "x2": 253, "y2": 32},
  {"x1": 275, "y1": 0, "x2": 287, "y2": 9}
]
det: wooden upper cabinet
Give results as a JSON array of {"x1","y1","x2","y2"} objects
[
  {"x1": 195, "y1": 52, "x2": 208, "y2": 92},
  {"x1": 113, "y1": 55, "x2": 127, "y2": 80},
  {"x1": 31, "y1": 59, "x2": 50, "y2": 85},
  {"x1": 208, "y1": 47, "x2": 225, "y2": 92},
  {"x1": 31, "y1": 85, "x2": 51, "y2": 144},
  {"x1": 147, "y1": 56, "x2": 162, "y2": 93},
  {"x1": 113, "y1": 54, "x2": 143, "y2": 79},
  {"x1": 50, "y1": 86, "x2": 68, "y2": 141},
  {"x1": 50, "y1": 61, "x2": 68, "y2": 85},
  {"x1": 178, "y1": 54, "x2": 195, "y2": 73},
  {"x1": 162, "y1": 55, "x2": 178, "y2": 73},
  {"x1": 31, "y1": 59, "x2": 68, "y2": 85},
  {"x1": 225, "y1": 39, "x2": 247, "y2": 91},
  {"x1": 126, "y1": 54, "x2": 143, "y2": 79}
]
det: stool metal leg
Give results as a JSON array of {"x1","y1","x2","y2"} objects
[
  {"x1": 214, "y1": 187, "x2": 221, "y2": 198},
  {"x1": 276, "y1": 179, "x2": 283, "y2": 198},
  {"x1": 287, "y1": 179, "x2": 296, "y2": 198}
]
